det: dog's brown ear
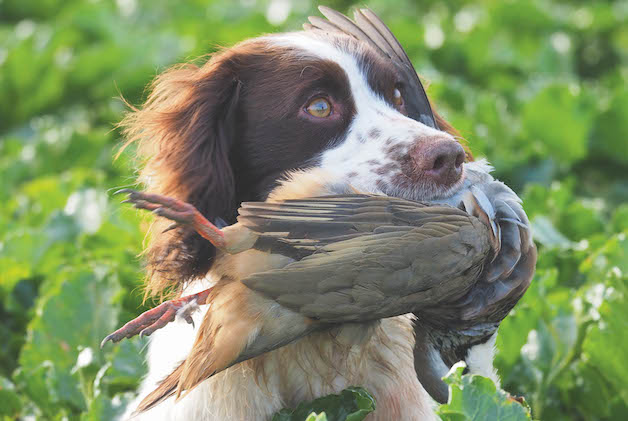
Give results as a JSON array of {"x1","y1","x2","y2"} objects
[{"x1": 119, "y1": 55, "x2": 242, "y2": 297}]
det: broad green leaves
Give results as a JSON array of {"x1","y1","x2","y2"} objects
[
  {"x1": 1, "y1": 0, "x2": 627, "y2": 420},
  {"x1": 0, "y1": 376, "x2": 23, "y2": 418},
  {"x1": 495, "y1": 182, "x2": 628, "y2": 419},
  {"x1": 272, "y1": 387, "x2": 375, "y2": 421},
  {"x1": 591, "y1": 88, "x2": 628, "y2": 165},
  {"x1": 580, "y1": 235, "x2": 628, "y2": 404},
  {"x1": 522, "y1": 83, "x2": 594, "y2": 166},
  {"x1": 15, "y1": 267, "x2": 119, "y2": 416},
  {"x1": 437, "y1": 363, "x2": 531, "y2": 421},
  {"x1": 274, "y1": 372, "x2": 533, "y2": 421}
]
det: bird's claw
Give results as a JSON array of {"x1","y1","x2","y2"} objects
[
  {"x1": 101, "y1": 288, "x2": 212, "y2": 348},
  {"x1": 115, "y1": 189, "x2": 226, "y2": 248},
  {"x1": 115, "y1": 189, "x2": 199, "y2": 224}
]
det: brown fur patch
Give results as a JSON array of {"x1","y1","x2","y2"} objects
[
  {"x1": 373, "y1": 162, "x2": 397, "y2": 175},
  {"x1": 368, "y1": 128, "x2": 381, "y2": 138}
]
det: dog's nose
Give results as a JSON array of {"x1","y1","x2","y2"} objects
[{"x1": 409, "y1": 138, "x2": 465, "y2": 187}]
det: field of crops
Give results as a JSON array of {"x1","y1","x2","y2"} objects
[{"x1": 1, "y1": 0, "x2": 626, "y2": 419}]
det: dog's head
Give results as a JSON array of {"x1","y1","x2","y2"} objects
[{"x1": 121, "y1": 10, "x2": 470, "y2": 295}]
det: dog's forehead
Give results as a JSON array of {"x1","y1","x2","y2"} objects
[
  {"x1": 268, "y1": 31, "x2": 368, "y2": 63},
  {"x1": 266, "y1": 32, "x2": 397, "y2": 100}
]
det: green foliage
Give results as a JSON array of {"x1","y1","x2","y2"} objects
[
  {"x1": 304, "y1": 413, "x2": 329, "y2": 421},
  {"x1": 494, "y1": 183, "x2": 628, "y2": 420},
  {"x1": 1, "y1": 0, "x2": 627, "y2": 420},
  {"x1": 437, "y1": 363, "x2": 531, "y2": 421},
  {"x1": 0, "y1": 376, "x2": 23, "y2": 418},
  {"x1": 272, "y1": 387, "x2": 375, "y2": 421}
]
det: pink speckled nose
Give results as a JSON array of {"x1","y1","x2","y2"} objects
[{"x1": 408, "y1": 138, "x2": 465, "y2": 187}]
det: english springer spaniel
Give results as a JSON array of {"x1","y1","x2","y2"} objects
[{"x1": 119, "y1": 7, "x2": 506, "y2": 421}]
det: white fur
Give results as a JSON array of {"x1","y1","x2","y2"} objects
[{"x1": 465, "y1": 332, "x2": 500, "y2": 387}]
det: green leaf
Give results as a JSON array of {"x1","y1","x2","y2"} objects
[
  {"x1": 591, "y1": 88, "x2": 628, "y2": 165},
  {"x1": 611, "y1": 205, "x2": 628, "y2": 233},
  {"x1": 437, "y1": 363, "x2": 531, "y2": 421},
  {"x1": 272, "y1": 387, "x2": 375, "y2": 421},
  {"x1": 0, "y1": 376, "x2": 23, "y2": 418},
  {"x1": 15, "y1": 265, "x2": 122, "y2": 416},
  {"x1": 580, "y1": 232, "x2": 628, "y2": 277},
  {"x1": 305, "y1": 413, "x2": 328, "y2": 421},
  {"x1": 522, "y1": 83, "x2": 594, "y2": 166},
  {"x1": 80, "y1": 391, "x2": 135, "y2": 421},
  {"x1": 103, "y1": 338, "x2": 147, "y2": 392},
  {"x1": 531, "y1": 215, "x2": 572, "y2": 249},
  {"x1": 580, "y1": 235, "x2": 628, "y2": 403}
]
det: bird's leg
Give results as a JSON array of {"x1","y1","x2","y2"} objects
[
  {"x1": 115, "y1": 189, "x2": 225, "y2": 249},
  {"x1": 101, "y1": 288, "x2": 212, "y2": 347}
]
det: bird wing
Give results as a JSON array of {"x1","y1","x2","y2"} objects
[
  {"x1": 418, "y1": 181, "x2": 537, "y2": 329},
  {"x1": 134, "y1": 192, "x2": 527, "y2": 412},
  {"x1": 305, "y1": 7, "x2": 439, "y2": 129},
  {"x1": 240, "y1": 194, "x2": 467, "y2": 256},
  {"x1": 134, "y1": 195, "x2": 495, "y2": 412},
  {"x1": 238, "y1": 195, "x2": 493, "y2": 323},
  {"x1": 411, "y1": 181, "x2": 537, "y2": 404}
]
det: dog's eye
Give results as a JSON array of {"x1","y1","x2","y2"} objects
[
  {"x1": 392, "y1": 87, "x2": 403, "y2": 107},
  {"x1": 306, "y1": 98, "x2": 332, "y2": 118}
]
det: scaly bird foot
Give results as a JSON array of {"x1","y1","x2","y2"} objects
[
  {"x1": 115, "y1": 189, "x2": 226, "y2": 249},
  {"x1": 100, "y1": 288, "x2": 212, "y2": 348}
]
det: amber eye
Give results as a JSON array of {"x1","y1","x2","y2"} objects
[
  {"x1": 393, "y1": 87, "x2": 403, "y2": 107},
  {"x1": 306, "y1": 98, "x2": 332, "y2": 118}
]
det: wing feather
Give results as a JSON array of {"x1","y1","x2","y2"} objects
[{"x1": 237, "y1": 195, "x2": 493, "y2": 323}]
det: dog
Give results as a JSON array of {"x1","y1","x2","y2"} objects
[{"x1": 117, "y1": 7, "x2": 532, "y2": 421}]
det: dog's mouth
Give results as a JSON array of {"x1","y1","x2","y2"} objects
[{"x1": 377, "y1": 165, "x2": 467, "y2": 203}]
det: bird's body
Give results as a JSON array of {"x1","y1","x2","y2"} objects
[{"x1": 106, "y1": 163, "x2": 535, "y2": 413}]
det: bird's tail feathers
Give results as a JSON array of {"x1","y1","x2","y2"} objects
[
  {"x1": 135, "y1": 362, "x2": 184, "y2": 413},
  {"x1": 134, "y1": 284, "x2": 314, "y2": 413}
]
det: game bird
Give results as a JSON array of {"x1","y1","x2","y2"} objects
[{"x1": 103, "y1": 163, "x2": 535, "y2": 410}]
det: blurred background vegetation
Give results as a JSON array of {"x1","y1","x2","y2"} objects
[{"x1": 1, "y1": 0, "x2": 627, "y2": 419}]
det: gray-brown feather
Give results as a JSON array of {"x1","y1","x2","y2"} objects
[{"x1": 237, "y1": 195, "x2": 493, "y2": 323}]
